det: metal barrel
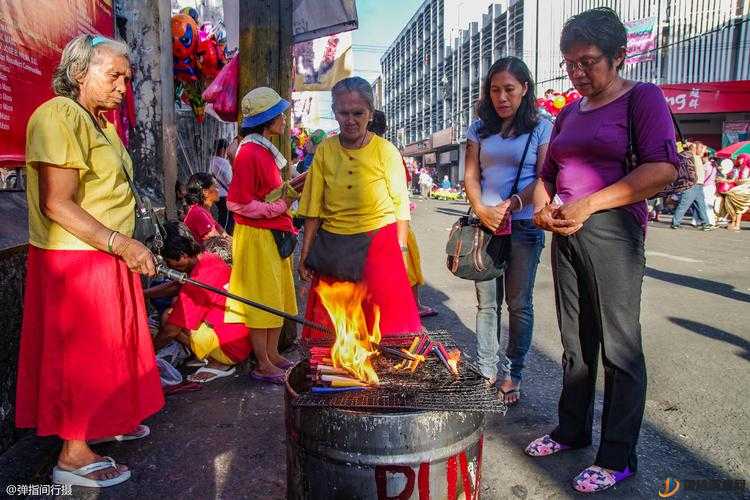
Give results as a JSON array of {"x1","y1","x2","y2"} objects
[{"x1": 285, "y1": 363, "x2": 486, "y2": 499}]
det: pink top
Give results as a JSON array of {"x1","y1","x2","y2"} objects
[{"x1": 184, "y1": 204, "x2": 220, "y2": 242}]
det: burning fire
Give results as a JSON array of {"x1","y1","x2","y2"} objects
[
  {"x1": 316, "y1": 281, "x2": 381, "y2": 385},
  {"x1": 447, "y1": 349, "x2": 461, "y2": 376}
]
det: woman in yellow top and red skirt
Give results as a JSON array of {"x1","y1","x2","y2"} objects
[
  {"x1": 16, "y1": 35, "x2": 163, "y2": 488},
  {"x1": 297, "y1": 77, "x2": 421, "y2": 339}
]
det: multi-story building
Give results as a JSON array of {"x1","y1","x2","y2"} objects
[
  {"x1": 372, "y1": 75, "x2": 384, "y2": 111},
  {"x1": 382, "y1": 0, "x2": 749, "y2": 184}
]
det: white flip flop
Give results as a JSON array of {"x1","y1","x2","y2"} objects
[
  {"x1": 89, "y1": 424, "x2": 150, "y2": 445},
  {"x1": 187, "y1": 366, "x2": 236, "y2": 383},
  {"x1": 52, "y1": 456, "x2": 131, "y2": 488}
]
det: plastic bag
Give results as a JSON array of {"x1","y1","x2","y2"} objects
[
  {"x1": 156, "y1": 358, "x2": 183, "y2": 387},
  {"x1": 202, "y1": 56, "x2": 238, "y2": 122}
]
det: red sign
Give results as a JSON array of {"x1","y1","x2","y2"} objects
[
  {"x1": 0, "y1": 0, "x2": 114, "y2": 167},
  {"x1": 661, "y1": 81, "x2": 750, "y2": 115}
]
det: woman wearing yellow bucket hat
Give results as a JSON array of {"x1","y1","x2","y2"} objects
[{"x1": 225, "y1": 87, "x2": 298, "y2": 384}]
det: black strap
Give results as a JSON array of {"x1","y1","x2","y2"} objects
[{"x1": 510, "y1": 131, "x2": 535, "y2": 196}]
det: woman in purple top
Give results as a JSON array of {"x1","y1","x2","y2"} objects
[{"x1": 525, "y1": 8, "x2": 680, "y2": 494}]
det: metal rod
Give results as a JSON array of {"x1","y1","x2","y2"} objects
[{"x1": 157, "y1": 264, "x2": 333, "y2": 335}]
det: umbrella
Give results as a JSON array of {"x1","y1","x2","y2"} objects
[{"x1": 715, "y1": 141, "x2": 750, "y2": 159}]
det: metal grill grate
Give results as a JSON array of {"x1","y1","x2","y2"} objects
[{"x1": 292, "y1": 331, "x2": 508, "y2": 414}]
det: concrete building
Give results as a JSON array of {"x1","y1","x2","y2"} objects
[
  {"x1": 382, "y1": 0, "x2": 749, "y2": 183},
  {"x1": 372, "y1": 75, "x2": 384, "y2": 110}
]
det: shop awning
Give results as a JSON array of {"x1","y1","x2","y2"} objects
[{"x1": 661, "y1": 81, "x2": 750, "y2": 115}]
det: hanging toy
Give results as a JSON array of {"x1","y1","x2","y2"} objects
[{"x1": 172, "y1": 14, "x2": 199, "y2": 83}]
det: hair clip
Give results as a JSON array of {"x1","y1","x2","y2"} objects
[{"x1": 90, "y1": 35, "x2": 108, "y2": 47}]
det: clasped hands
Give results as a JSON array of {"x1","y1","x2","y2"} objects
[{"x1": 532, "y1": 197, "x2": 593, "y2": 236}]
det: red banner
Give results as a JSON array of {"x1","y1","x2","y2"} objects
[
  {"x1": 661, "y1": 81, "x2": 750, "y2": 115},
  {"x1": 0, "y1": 0, "x2": 114, "y2": 167}
]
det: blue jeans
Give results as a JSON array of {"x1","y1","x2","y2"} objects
[
  {"x1": 474, "y1": 219, "x2": 544, "y2": 382},
  {"x1": 672, "y1": 184, "x2": 710, "y2": 226}
]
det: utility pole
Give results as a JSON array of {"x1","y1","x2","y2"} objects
[
  {"x1": 238, "y1": 0, "x2": 293, "y2": 166},
  {"x1": 237, "y1": 0, "x2": 296, "y2": 346}
]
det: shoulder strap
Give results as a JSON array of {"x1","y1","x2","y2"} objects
[{"x1": 510, "y1": 131, "x2": 534, "y2": 195}]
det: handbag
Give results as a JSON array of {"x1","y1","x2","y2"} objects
[
  {"x1": 626, "y1": 94, "x2": 696, "y2": 198},
  {"x1": 271, "y1": 229, "x2": 297, "y2": 259},
  {"x1": 70, "y1": 98, "x2": 166, "y2": 250},
  {"x1": 446, "y1": 131, "x2": 533, "y2": 281},
  {"x1": 305, "y1": 228, "x2": 378, "y2": 282}
]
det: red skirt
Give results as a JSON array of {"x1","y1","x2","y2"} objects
[
  {"x1": 16, "y1": 246, "x2": 164, "y2": 441},
  {"x1": 302, "y1": 223, "x2": 421, "y2": 340}
]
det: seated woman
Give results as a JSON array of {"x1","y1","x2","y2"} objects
[
  {"x1": 155, "y1": 223, "x2": 251, "y2": 383},
  {"x1": 184, "y1": 172, "x2": 231, "y2": 243}
]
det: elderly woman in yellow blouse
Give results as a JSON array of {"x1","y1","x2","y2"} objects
[
  {"x1": 297, "y1": 76, "x2": 421, "y2": 339},
  {"x1": 15, "y1": 35, "x2": 163, "y2": 488}
]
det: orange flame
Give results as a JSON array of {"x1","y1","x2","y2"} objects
[
  {"x1": 316, "y1": 281, "x2": 381, "y2": 385},
  {"x1": 447, "y1": 349, "x2": 461, "y2": 375}
]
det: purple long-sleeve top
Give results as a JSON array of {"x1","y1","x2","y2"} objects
[{"x1": 540, "y1": 82, "x2": 681, "y2": 231}]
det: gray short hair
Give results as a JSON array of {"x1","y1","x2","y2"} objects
[
  {"x1": 52, "y1": 34, "x2": 130, "y2": 98},
  {"x1": 331, "y1": 77, "x2": 374, "y2": 112}
]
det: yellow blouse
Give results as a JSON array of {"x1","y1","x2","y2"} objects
[
  {"x1": 297, "y1": 135, "x2": 410, "y2": 235},
  {"x1": 25, "y1": 96, "x2": 135, "y2": 250}
]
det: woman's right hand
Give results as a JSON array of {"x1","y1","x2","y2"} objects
[
  {"x1": 298, "y1": 257, "x2": 314, "y2": 282},
  {"x1": 114, "y1": 235, "x2": 156, "y2": 276},
  {"x1": 475, "y1": 203, "x2": 509, "y2": 233}
]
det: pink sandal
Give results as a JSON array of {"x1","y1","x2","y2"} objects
[
  {"x1": 572, "y1": 465, "x2": 633, "y2": 493},
  {"x1": 525, "y1": 434, "x2": 571, "y2": 457}
]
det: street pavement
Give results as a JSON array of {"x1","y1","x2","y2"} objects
[{"x1": 14, "y1": 198, "x2": 748, "y2": 499}]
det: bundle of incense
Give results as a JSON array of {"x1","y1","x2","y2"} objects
[
  {"x1": 309, "y1": 357, "x2": 333, "y2": 366},
  {"x1": 432, "y1": 345, "x2": 456, "y2": 376},
  {"x1": 321, "y1": 374, "x2": 370, "y2": 387},
  {"x1": 407, "y1": 336, "x2": 420, "y2": 353},
  {"x1": 415, "y1": 335, "x2": 430, "y2": 355},
  {"x1": 311, "y1": 386, "x2": 369, "y2": 394},
  {"x1": 377, "y1": 344, "x2": 416, "y2": 361},
  {"x1": 315, "y1": 364, "x2": 349, "y2": 376}
]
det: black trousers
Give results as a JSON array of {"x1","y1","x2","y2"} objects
[
  {"x1": 216, "y1": 197, "x2": 234, "y2": 235},
  {"x1": 549, "y1": 208, "x2": 647, "y2": 472}
]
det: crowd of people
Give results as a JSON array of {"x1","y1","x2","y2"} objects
[
  {"x1": 650, "y1": 143, "x2": 750, "y2": 231},
  {"x1": 14, "y1": 7, "x2": 745, "y2": 493}
]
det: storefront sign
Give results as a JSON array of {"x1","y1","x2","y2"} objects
[
  {"x1": 424, "y1": 152, "x2": 437, "y2": 165},
  {"x1": 661, "y1": 81, "x2": 750, "y2": 115},
  {"x1": 722, "y1": 122, "x2": 749, "y2": 148},
  {"x1": 0, "y1": 0, "x2": 114, "y2": 167},
  {"x1": 432, "y1": 127, "x2": 453, "y2": 148},
  {"x1": 624, "y1": 16, "x2": 657, "y2": 64},
  {"x1": 402, "y1": 138, "x2": 432, "y2": 156}
]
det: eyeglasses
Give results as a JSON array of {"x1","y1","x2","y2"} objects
[{"x1": 559, "y1": 54, "x2": 606, "y2": 73}]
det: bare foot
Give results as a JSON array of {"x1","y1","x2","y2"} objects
[
  {"x1": 498, "y1": 379, "x2": 521, "y2": 405},
  {"x1": 57, "y1": 453, "x2": 129, "y2": 482},
  {"x1": 268, "y1": 354, "x2": 292, "y2": 367},
  {"x1": 255, "y1": 363, "x2": 285, "y2": 377}
]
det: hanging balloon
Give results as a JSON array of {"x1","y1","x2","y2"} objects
[
  {"x1": 172, "y1": 14, "x2": 199, "y2": 83},
  {"x1": 565, "y1": 91, "x2": 581, "y2": 104},
  {"x1": 553, "y1": 95, "x2": 566, "y2": 109}
]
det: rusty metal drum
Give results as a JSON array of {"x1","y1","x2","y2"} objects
[{"x1": 285, "y1": 363, "x2": 486, "y2": 500}]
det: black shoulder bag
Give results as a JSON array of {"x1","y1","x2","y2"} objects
[
  {"x1": 446, "y1": 131, "x2": 533, "y2": 281},
  {"x1": 70, "y1": 99, "x2": 165, "y2": 251}
]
